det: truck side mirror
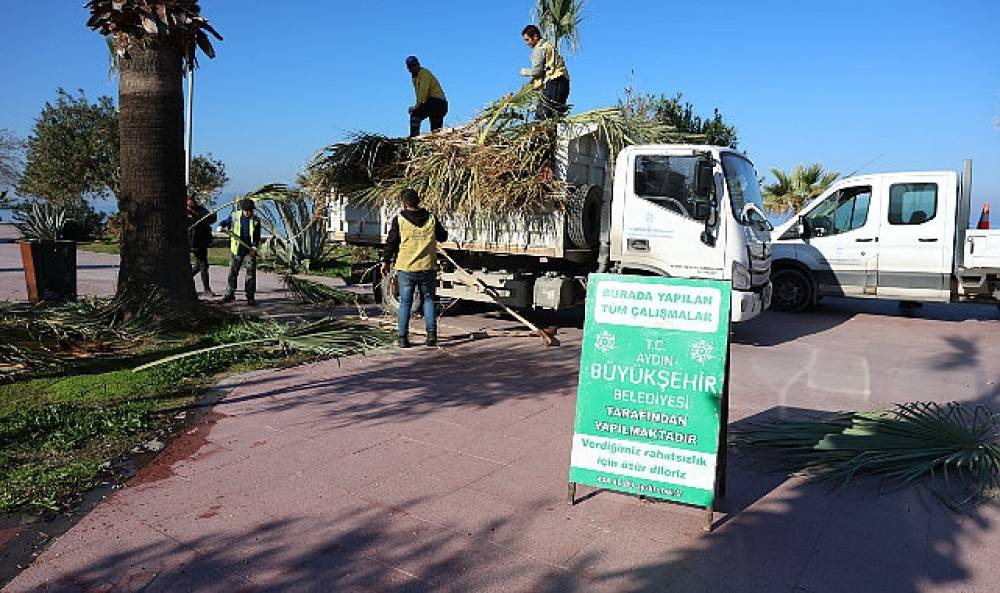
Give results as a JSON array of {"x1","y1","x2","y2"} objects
[
  {"x1": 694, "y1": 159, "x2": 713, "y2": 198},
  {"x1": 797, "y1": 215, "x2": 810, "y2": 239},
  {"x1": 692, "y1": 200, "x2": 711, "y2": 221}
]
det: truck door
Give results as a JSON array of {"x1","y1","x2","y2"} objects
[
  {"x1": 875, "y1": 179, "x2": 950, "y2": 301},
  {"x1": 617, "y1": 151, "x2": 725, "y2": 278},
  {"x1": 798, "y1": 183, "x2": 879, "y2": 296}
]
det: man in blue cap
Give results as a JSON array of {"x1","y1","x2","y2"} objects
[{"x1": 405, "y1": 56, "x2": 448, "y2": 137}]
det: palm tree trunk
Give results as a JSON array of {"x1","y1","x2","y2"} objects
[{"x1": 116, "y1": 39, "x2": 197, "y2": 315}]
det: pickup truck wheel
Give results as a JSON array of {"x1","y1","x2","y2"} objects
[
  {"x1": 771, "y1": 268, "x2": 813, "y2": 312},
  {"x1": 566, "y1": 184, "x2": 604, "y2": 249},
  {"x1": 380, "y1": 270, "x2": 423, "y2": 317}
]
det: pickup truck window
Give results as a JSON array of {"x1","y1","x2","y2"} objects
[
  {"x1": 720, "y1": 154, "x2": 765, "y2": 224},
  {"x1": 801, "y1": 186, "x2": 872, "y2": 238},
  {"x1": 634, "y1": 155, "x2": 701, "y2": 219},
  {"x1": 888, "y1": 183, "x2": 937, "y2": 225}
]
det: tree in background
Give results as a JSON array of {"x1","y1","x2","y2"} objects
[
  {"x1": 534, "y1": 0, "x2": 585, "y2": 53},
  {"x1": 189, "y1": 153, "x2": 229, "y2": 205},
  {"x1": 762, "y1": 163, "x2": 839, "y2": 215},
  {"x1": 18, "y1": 89, "x2": 119, "y2": 204},
  {"x1": 621, "y1": 87, "x2": 740, "y2": 148},
  {"x1": 16, "y1": 90, "x2": 118, "y2": 240},
  {"x1": 0, "y1": 129, "x2": 22, "y2": 209},
  {"x1": 86, "y1": 0, "x2": 222, "y2": 316}
]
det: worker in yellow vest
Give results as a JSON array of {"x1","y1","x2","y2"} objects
[
  {"x1": 406, "y1": 56, "x2": 448, "y2": 138},
  {"x1": 520, "y1": 24, "x2": 570, "y2": 119},
  {"x1": 380, "y1": 189, "x2": 449, "y2": 347},
  {"x1": 222, "y1": 198, "x2": 261, "y2": 306}
]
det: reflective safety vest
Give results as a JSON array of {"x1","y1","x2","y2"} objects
[
  {"x1": 536, "y1": 39, "x2": 569, "y2": 88},
  {"x1": 395, "y1": 214, "x2": 437, "y2": 272},
  {"x1": 230, "y1": 214, "x2": 258, "y2": 255}
]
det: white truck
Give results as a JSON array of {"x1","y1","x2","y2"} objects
[
  {"x1": 329, "y1": 127, "x2": 773, "y2": 322},
  {"x1": 770, "y1": 161, "x2": 1000, "y2": 311}
]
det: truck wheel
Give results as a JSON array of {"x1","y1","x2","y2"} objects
[
  {"x1": 566, "y1": 184, "x2": 604, "y2": 249},
  {"x1": 771, "y1": 268, "x2": 813, "y2": 312},
  {"x1": 380, "y1": 269, "x2": 423, "y2": 317}
]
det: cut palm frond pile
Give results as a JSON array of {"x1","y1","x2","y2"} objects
[
  {"x1": 135, "y1": 317, "x2": 393, "y2": 372},
  {"x1": 0, "y1": 295, "x2": 171, "y2": 381},
  {"x1": 731, "y1": 402, "x2": 1000, "y2": 502},
  {"x1": 280, "y1": 275, "x2": 356, "y2": 306},
  {"x1": 307, "y1": 86, "x2": 704, "y2": 221}
]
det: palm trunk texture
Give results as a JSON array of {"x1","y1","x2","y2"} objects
[{"x1": 116, "y1": 39, "x2": 197, "y2": 315}]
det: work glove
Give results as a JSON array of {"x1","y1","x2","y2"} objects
[
  {"x1": 407, "y1": 106, "x2": 415, "y2": 114},
  {"x1": 519, "y1": 68, "x2": 532, "y2": 77}
]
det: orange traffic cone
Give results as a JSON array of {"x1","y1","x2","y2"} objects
[{"x1": 976, "y1": 203, "x2": 990, "y2": 230}]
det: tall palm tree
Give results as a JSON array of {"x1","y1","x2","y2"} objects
[
  {"x1": 762, "y1": 163, "x2": 839, "y2": 215},
  {"x1": 534, "y1": 0, "x2": 585, "y2": 54},
  {"x1": 85, "y1": 1, "x2": 221, "y2": 317}
]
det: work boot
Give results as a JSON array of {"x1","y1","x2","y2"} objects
[
  {"x1": 398, "y1": 335, "x2": 411, "y2": 348},
  {"x1": 221, "y1": 294, "x2": 235, "y2": 303},
  {"x1": 426, "y1": 331, "x2": 437, "y2": 347},
  {"x1": 247, "y1": 298, "x2": 257, "y2": 307}
]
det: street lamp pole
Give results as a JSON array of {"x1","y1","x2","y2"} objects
[{"x1": 184, "y1": 68, "x2": 195, "y2": 188}]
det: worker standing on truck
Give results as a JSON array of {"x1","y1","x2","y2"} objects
[
  {"x1": 406, "y1": 56, "x2": 448, "y2": 137},
  {"x1": 381, "y1": 189, "x2": 449, "y2": 348},
  {"x1": 519, "y1": 24, "x2": 570, "y2": 119}
]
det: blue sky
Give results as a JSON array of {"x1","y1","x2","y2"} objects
[{"x1": 2, "y1": 0, "x2": 998, "y2": 220}]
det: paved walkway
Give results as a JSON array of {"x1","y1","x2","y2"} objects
[{"x1": 3, "y1": 235, "x2": 1000, "y2": 592}]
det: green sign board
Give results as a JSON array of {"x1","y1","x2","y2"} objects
[{"x1": 569, "y1": 274, "x2": 731, "y2": 508}]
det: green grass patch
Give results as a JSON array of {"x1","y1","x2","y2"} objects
[
  {"x1": 0, "y1": 317, "x2": 296, "y2": 514},
  {"x1": 78, "y1": 242, "x2": 368, "y2": 279}
]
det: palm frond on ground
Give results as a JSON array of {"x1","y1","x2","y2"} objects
[
  {"x1": 280, "y1": 275, "x2": 356, "y2": 306},
  {"x1": 134, "y1": 317, "x2": 393, "y2": 372},
  {"x1": 306, "y1": 86, "x2": 702, "y2": 222},
  {"x1": 762, "y1": 163, "x2": 839, "y2": 215},
  {"x1": 731, "y1": 402, "x2": 1000, "y2": 504}
]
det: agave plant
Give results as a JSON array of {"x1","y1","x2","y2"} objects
[
  {"x1": 248, "y1": 185, "x2": 333, "y2": 273},
  {"x1": 731, "y1": 402, "x2": 1000, "y2": 503},
  {"x1": 13, "y1": 202, "x2": 68, "y2": 241},
  {"x1": 134, "y1": 317, "x2": 394, "y2": 372}
]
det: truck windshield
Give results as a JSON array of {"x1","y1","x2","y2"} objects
[
  {"x1": 634, "y1": 155, "x2": 701, "y2": 220},
  {"x1": 721, "y1": 154, "x2": 765, "y2": 224}
]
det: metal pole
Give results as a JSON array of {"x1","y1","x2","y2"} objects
[{"x1": 184, "y1": 68, "x2": 195, "y2": 188}]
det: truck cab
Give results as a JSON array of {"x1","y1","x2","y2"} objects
[{"x1": 610, "y1": 145, "x2": 773, "y2": 321}]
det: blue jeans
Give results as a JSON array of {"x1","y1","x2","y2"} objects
[{"x1": 397, "y1": 270, "x2": 437, "y2": 337}]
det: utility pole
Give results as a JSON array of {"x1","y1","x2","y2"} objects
[{"x1": 184, "y1": 69, "x2": 195, "y2": 188}]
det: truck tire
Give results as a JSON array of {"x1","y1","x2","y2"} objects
[
  {"x1": 566, "y1": 184, "x2": 604, "y2": 249},
  {"x1": 380, "y1": 269, "x2": 423, "y2": 317},
  {"x1": 771, "y1": 268, "x2": 813, "y2": 312}
]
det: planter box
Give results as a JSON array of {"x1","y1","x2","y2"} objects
[{"x1": 20, "y1": 240, "x2": 77, "y2": 303}]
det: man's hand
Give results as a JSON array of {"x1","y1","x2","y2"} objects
[
  {"x1": 380, "y1": 262, "x2": 390, "y2": 276},
  {"x1": 249, "y1": 248, "x2": 257, "y2": 259},
  {"x1": 407, "y1": 106, "x2": 415, "y2": 114},
  {"x1": 519, "y1": 67, "x2": 532, "y2": 77}
]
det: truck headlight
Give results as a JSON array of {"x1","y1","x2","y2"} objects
[{"x1": 732, "y1": 261, "x2": 751, "y2": 291}]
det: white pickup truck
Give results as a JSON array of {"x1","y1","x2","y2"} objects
[
  {"x1": 329, "y1": 126, "x2": 773, "y2": 322},
  {"x1": 770, "y1": 161, "x2": 1000, "y2": 310}
]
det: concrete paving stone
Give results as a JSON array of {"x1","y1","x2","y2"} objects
[
  {"x1": 496, "y1": 404, "x2": 577, "y2": 444},
  {"x1": 405, "y1": 449, "x2": 507, "y2": 491},
  {"x1": 3, "y1": 506, "x2": 198, "y2": 593},
  {"x1": 311, "y1": 436, "x2": 449, "y2": 487}
]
